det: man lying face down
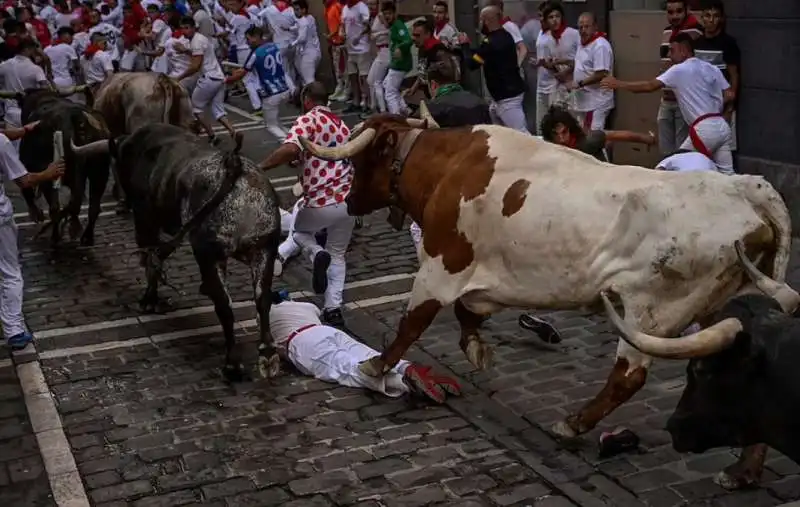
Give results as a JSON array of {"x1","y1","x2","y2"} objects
[{"x1": 268, "y1": 293, "x2": 462, "y2": 402}]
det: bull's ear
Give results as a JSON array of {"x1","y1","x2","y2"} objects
[{"x1": 376, "y1": 130, "x2": 398, "y2": 160}]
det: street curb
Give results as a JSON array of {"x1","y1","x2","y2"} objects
[{"x1": 11, "y1": 341, "x2": 91, "y2": 507}]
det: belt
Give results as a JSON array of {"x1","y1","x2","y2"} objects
[
  {"x1": 688, "y1": 113, "x2": 724, "y2": 159},
  {"x1": 284, "y1": 323, "x2": 318, "y2": 348}
]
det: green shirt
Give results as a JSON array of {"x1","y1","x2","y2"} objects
[{"x1": 388, "y1": 20, "x2": 412, "y2": 72}]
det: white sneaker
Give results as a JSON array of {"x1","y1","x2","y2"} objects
[{"x1": 273, "y1": 257, "x2": 284, "y2": 277}]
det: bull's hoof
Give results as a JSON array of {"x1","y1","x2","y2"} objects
[
  {"x1": 68, "y1": 219, "x2": 83, "y2": 241},
  {"x1": 79, "y1": 234, "x2": 94, "y2": 247},
  {"x1": 28, "y1": 207, "x2": 45, "y2": 223},
  {"x1": 551, "y1": 420, "x2": 580, "y2": 440},
  {"x1": 465, "y1": 337, "x2": 493, "y2": 370},
  {"x1": 358, "y1": 356, "x2": 389, "y2": 377},
  {"x1": 256, "y1": 353, "x2": 281, "y2": 379},
  {"x1": 223, "y1": 363, "x2": 248, "y2": 383},
  {"x1": 714, "y1": 467, "x2": 761, "y2": 491}
]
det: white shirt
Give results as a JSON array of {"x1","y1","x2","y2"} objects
[
  {"x1": 151, "y1": 18, "x2": 172, "y2": 48},
  {"x1": 656, "y1": 57, "x2": 729, "y2": 125},
  {"x1": 433, "y1": 22, "x2": 458, "y2": 49},
  {"x1": 268, "y1": 301, "x2": 321, "y2": 346},
  {"x1": 572, "y1": 36, "x2": 614, "y2": 112},
  {"x1": 38, "y1": 5, "x2": 59, "y2": 35},
  {"x1": 540, "y1": 27, "x2": 580, "y2": 92},
  {"x1": 225, "y1": 12, "x2": 252, "y2": 50},
  {"x1": 502, "y1": 20, "x2": 524, "y2": 45},
  {"x1": 193, "y1": 9, "x2": 214, "y2": 38},
  {"x1": 657, "y1": 152, "x2": 719, "y2": 173},
  {"x1": 88, "y1": 22, "x2": 122, "y2": 60},
  {"x1": 294, "y1": 14, "x2": 320, "y2": 54},
  {"x1": 83, "y1": 49, "x2": 114, "y2": 84},
  {"x1": 72, "y1": 31, "x2": 90, "y2": 57},
  {"x1": 44, "y1": 42, "x2": 79, "y2": 84},
  {"x1": 55, "y1": 12, "x2": 79, "y2": 30},
  {"x1": 0, "y1": 133, "x2": 28, "y2": 221},
  {"x1": 535, "y1": 30, "x2": 554, "y2": 93},
  {"x1": 141, "y1": 0, "x2": 163, "y2": 10},
  {"x1": 165, "y1": 36, "x2": 191, "y2": 78},
  {"x1": 259, "y1": 4, "x2": 297, "y2": 48},
  {"x1": 0, "y1": 55, "x2": 49, "y2": 113},
  {"x1": 101, "y1": 4, "x2": 124, "y2": 27},
  {"x1": 190, "y1": 32, "x2": 224, "y2": 79},
  {"x1": 341, "y1": 1, "x2": 370, "y2": 55}
]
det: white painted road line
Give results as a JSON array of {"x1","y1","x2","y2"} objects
[
  {"x1": 17, "y1": 361, "x2": 90, "y2": 506},
  {"x1": 224, "y1": 103, "x2": 261, "y2": 122},
  {"x1": 11, "y1": 176, "x2": 298, "y2": 220},
  {"x1": 35, "y1": 273, "x2": 415, "y2": 340},
  {"x1": 39, "y1": 290, "x2": 412, "y2": 360}
]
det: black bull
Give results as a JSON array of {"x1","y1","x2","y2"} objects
[
  {"x1": 602, "y1": 241, "x2": 800, "y2": 483},
  {"x1": 71, "y1": 123, "x2": 283, "y2": 381},
  {"x1": 18, "y1": 88, "x2": 110, "y2": 246}
]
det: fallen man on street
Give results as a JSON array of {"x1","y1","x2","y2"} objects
[{"x1": 269, "y1": 294, "x2": 462, "y2": 403}]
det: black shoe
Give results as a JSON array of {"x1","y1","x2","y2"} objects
[
  {"x1": 343, "y1": 103, "x2": 362, "y2": 114},
  {"x1": 322, "y1": 308, "x2": 345, "y2": 327},
  {"x1": 312, "y1": 250, "x2": 331, "y2": 294},
  {"x1": 315, "y1": 230, "x2": 328, "y2": 248},
  {"x1": 519, "y1": 313, "x2": 562, "y2": 344}
]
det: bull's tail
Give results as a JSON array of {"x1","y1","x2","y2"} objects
[
  {"x1": 156, "y1": 73, "x2": 175, "y2": 125},
  {"x1": 156, "y1": 132, "x2": 246, "y2": 260},
  {"x1": 739, "y1": 176, "x2": 792, "y2": 282}
]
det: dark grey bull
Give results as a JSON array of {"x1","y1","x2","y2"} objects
[
  {"x1": 16, "y1": 88, "x2": 110, "y2": 246},
  {"x1": 71, "y1": 124, "x2": 282, "y2": 381},
  {"x1": 602, "y1": 240, "x2": 800, "y2": 488}
]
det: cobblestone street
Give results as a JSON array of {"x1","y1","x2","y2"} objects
[{"x1": 3, "y1": 101, "x2": 800, "y2": 506}]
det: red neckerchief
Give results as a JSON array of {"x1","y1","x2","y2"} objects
[
  {"x1": 171, "y1": 29, "x2": 184, "y2": 38},
  {"x1": 238, "y1": 7, "x2": 249, "y2": 16},
  {"x1": 501, "y1": 16, "x2": 511, "y2": 25},
  {"x1": 422, "y1": 37, "x2": 441, "y2": 52},
  {"x1": 247, "y1": 0, "x2": 260, "y2": 6},
  {"x1": 315, "y1": 107, "x2": 343, "y2": 128},
  {"x1": 670, "y1": 14, "x2": 700, "y2": 40},
  {"x1": 274, "y1": 0, "x2": 290, "y2": 11},
  {"x1": 582, "y1": 31, "x2": 606, "y2": 46},
  {"x1": 84, "y1": 42, "x2": 102, "y2": 58},
  {"x1": 434, "y1": 19, "x2": 448, "y2": 33},
  {"x1": 345, "y1": 0, "x2": 359, "y2": 7},
  {"x1": 566, "y1": 135, "x2": 577, "y2": 149},
  {"x1": 551, "y1": 21, "x2": 566, "y2": 41}
]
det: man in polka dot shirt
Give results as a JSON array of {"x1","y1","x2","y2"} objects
[{"x1": 259, "y1": 81, "x2": 355, "y2": 327}]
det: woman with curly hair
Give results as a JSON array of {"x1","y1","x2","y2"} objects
[{"x1": 540, "y1": 105, "x2": 656, "y2": 162}]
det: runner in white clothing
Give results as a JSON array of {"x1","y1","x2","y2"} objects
[
  {"x1": 259, "y1": 0, "x2": 298, "y2": 93},
  {"x1": 44, "y1": 27, "x2": 81, "y2": 90},
  {"x1": 290, "y1": 0, "x2": 320, "y2": 87},
  {"x1": 87, "y1": 10, "x2": 122, "y2": 64},
  {"x1": 602, "y1": 32, "x2": 734, "y2": 174},
  {"x1": 82, "y1": 32, "x2": 115, "y2": 89},
  {"x1": 269, "y1": 297, "x2": 462, "y2": 403},
  {"x1": 656, "y1": 150, "x2": 719, "y2": 173},
  {"x1": 223, "y1": 0, "x2": 260, "y2": 111},
  {"x1": 70, "y1": 18, "x2": 91, "y2": 57},
  {"x1": 0, "y1": 40, "x2": 50, "y2": 151},
  {"x1": 537, "y1": 3, "x2": 579, "y2": 108},
  {"x1": 0, "y1": 126, "x2": 64, "y2": 350},
  {"x1": 566, "y1": 12, "x2": 613, "y2": 131},
  {"x1": 175, "y1": 15, "x2": 237, "y2": 143},
  {"x1": 143, "y1": 4, "x2": 172, "y2": 73}
]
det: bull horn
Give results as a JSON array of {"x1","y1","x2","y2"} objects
[
  {"x1": 405, "y1": 118, "x2": 428, "y2": 128},
  {"x1": 418, "y1": 101, "x2": 440, "y2": 128},
  {"x1": 0, "y1": 90, "x2": 18, "y2": 99},
  {"x1": 735, "y1": 240, "x2": 800, "y2": 313},
  {"x1": 56, "y1": 85, "x2": 88, "y2": 96},
  {"x1": 298, "y1": 127, "x2": 376, "y2": 161},
  {"x1": 82, "y1": 111, "x2": 106, "y2": 133},
  {"x1": 70, "y1": 138, "x2": 110, "y2": 156},
  {"x1": 600, "y1": 291, "x2": 742, "y2": 359}
]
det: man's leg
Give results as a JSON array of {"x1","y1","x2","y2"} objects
[
  {"x1": 345, "y1": 58, "x2": 361, "y2": 112},
  {"x1": 357, "y1": 53, "x2": 372, "y2": 109},
  {"x1": 191, "y1": 77, "x2": 218, "y2": 139},
  {"x1": 262, "y1": 91, "x2": 289, "y2": 141},
  {"x1": 384, "y1": 69, "x2": 407, "y2": 115},
  {"x1": 496, "y1": 94, "x2": 531, "y2": 134},
  {"x1": 318, "y1": 203, "x2": 355, "y2": 316},
  {"x1": 0, "y1": 219, "x2": 29, "y2": 349},
  {"x1": 657, "y1": 100, "x2": 677, "y2": 156},
  {"x1": 209, "y1": 81, "x2": 236, "y2": 137},
  {"x1": 535, "y1": 92, "x2": 552, "y2": 135},
  {"x1": 409, "y1": 221, "x2": 422, "y2": 257},
  {"x1": 682, "y1": 118, "x2": 735, "y2": 175},
  {"x1": 367, "y1": 49, "x2": 389, "y2": 113}
]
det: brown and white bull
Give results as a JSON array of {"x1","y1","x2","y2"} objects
[
  {"x1": 297, "y1": 113, "x2": 793, "y2": 489},
  {"x1": 93, "y1": 73, "x2": 194, "y2": 210}
]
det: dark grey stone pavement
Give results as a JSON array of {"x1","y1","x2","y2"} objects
[{"x1": 5, "y1": 97, "x2": 800, "y2": 506}]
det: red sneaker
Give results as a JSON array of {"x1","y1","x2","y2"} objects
[
  {"x1": 431, "y1": 374, "x2": 461, "y2": 396},
  {"x1": 403, "y1": 364, "x2": 446, "y2": 403}
]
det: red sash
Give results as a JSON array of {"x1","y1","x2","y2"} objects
[
  {"x1": 285, "y1": 324, "x2": 317, "y2": 347},
  {"x1": 688, "y1": 113, "x2": 723, "y2": 158}
]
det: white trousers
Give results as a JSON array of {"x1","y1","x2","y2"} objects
[
  {"x1": 179, "y1": 75, "x2": 199, "y2": 96},
  {"x1": 4, "y1": 106, "x2": 20, "y2": 152},
  {"x1": 120, "y1": 49, "x2": 147, "y2": 71},
  {"x1": 383, "y1": 68, "x2": 407, "y2": 115},
  {"x1": 0, "y1": 219, "x2": 25, "y2": 338},
  {"x1": 235, "y1": 47, "x2": 262, "y2": 111},
  {"x1": 287, "y1": 202, "x2": 354, "y2": 310},
  {"x1": 151, "y1": 54, "x2": 168, "y2": 74},
  {"x1": 367, "y1": 47, "x2": 390, "y2": 113},
  {"x1": 286, "y1": 325, "x2": 410, "y2": 396},
  {"x1": 293, "y1": 49, "x2": 320, "y2": 87},
  {"x1": 575, "y1": 108, "x2": 611, "y2": 131},
  {"x1": 490, "y1": 93, "x2": 530, "y2": 134},
  {"x1": 262, "y1": 90, "x2": 290, "y2": 141},
  {"x1": 278, "y1": 199, "x2": 302, "y2": 261},
  {"x1": 191, "y1": 75, "x2": 226, "y2": 120},
  {"x1": 679, "y1": 116, "x2": 734, "y2": 175},
  {"x1": 277, "y1": 43, "x2": 296, "y2": 95},
  {"x1": 535, "y1": 90, "x2": 555, "y2": 135}
]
